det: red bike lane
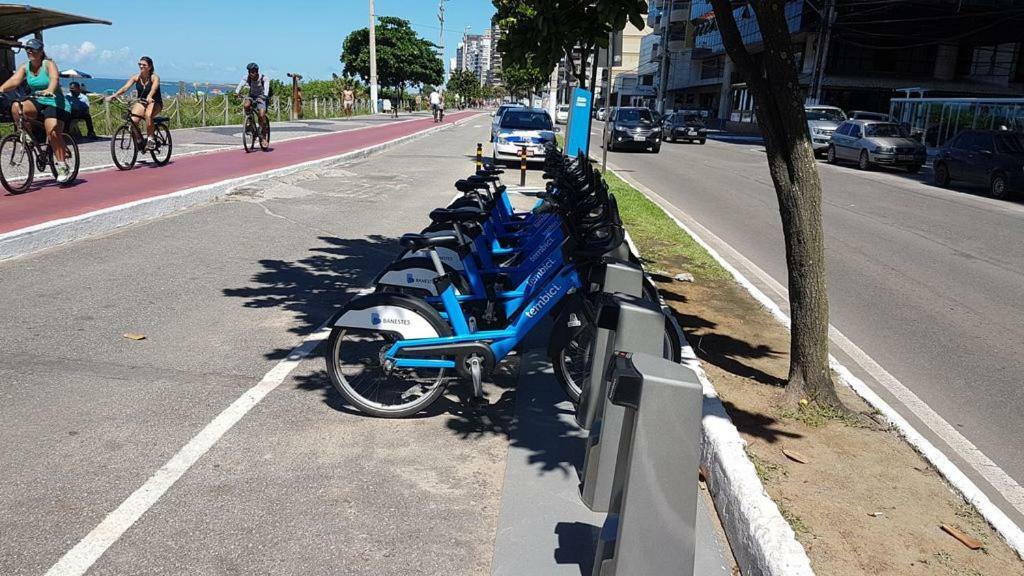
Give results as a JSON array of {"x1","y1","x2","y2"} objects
[{"x1": 0, "y1": 111, "x2": 478, "y2": 235}]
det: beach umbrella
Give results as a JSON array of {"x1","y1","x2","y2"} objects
[{"x1": 59, "y1": 68, "x2": 92, "y2": 79}]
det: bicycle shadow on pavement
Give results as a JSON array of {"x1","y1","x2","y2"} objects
[{"x1": 222, "y1": 234, "x2": 400, "y2": 361}]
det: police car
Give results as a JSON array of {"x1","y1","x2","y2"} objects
[{"x1": 492, "y1": 108, "x2": 558, "y2": 164}]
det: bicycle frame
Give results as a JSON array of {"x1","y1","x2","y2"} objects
[{"x1": 386, "y1": 263, "x2": 584, "y2": 370}]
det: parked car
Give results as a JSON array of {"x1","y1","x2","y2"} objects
[
  {"x1": 594, "y1": 107, "x2": 608, "y2": 121},
  {"x1": 555, "y1": 104, "x2": 570, "y2": 124},
  {"x1": 490, "y1": 102, "x2": 524, "y2": 142},
  {"x1": 933, "y1": 130, "x2": 1024, "y2": 199},
  {"x1": 492, "y1": 108, "x2": 558, "y2": 164},
  {"x1": 827, "y1": 120, "x2": 927, "y2": 172},
  {"x1": 804, "y1": 105, "x2": 846, "y2": 155},
  {"x1": 661, "y1": 113, "x2": 707, "y2": 144},
  {"x1": 849, "y1": 110, "x2": 890, "y2": 121},
  {"x1": 605, "y1": 107, "x2": 661, "y2": 153}
]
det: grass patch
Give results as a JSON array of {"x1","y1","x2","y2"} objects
[
  {"x1": 748, "y1": 451, "x2": 787, "y2": 485},
  {"x1": 778, "y1": 502, "x2": 812, "y2": 536},
  {"x1": 602, "y1": 169, "x2": 729, "y2": 281}
]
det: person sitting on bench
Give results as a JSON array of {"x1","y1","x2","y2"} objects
[{"x1": 68, "y1": 81, "x2": 97, "y2": 139}]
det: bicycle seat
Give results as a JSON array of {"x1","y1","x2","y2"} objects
[
  {"x1": 399, "y1": 233, "x2": 461, "y2": 251},
  {"x1": 152, "y1": 116, "x2": 169, "y2": 124},
  {"x1": 477, "y1": 168, "x2": 503, "y2": 177},
  {"x1": 429, "y1": 206, "x2": 489, "y2": 224},
  {"x1": 455, "y1": 179, "x2": 489, "y2": 193},
  {"x1": 468, "y1": 174, "x2": 498, "y2": 184}
]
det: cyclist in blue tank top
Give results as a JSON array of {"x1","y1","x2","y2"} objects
[
  {"x1": 0, "y1": 38, "x2": 74, "y2": 182},
  {"x1": 107, "y1": 56, "x2": 163, "y2": 151}
]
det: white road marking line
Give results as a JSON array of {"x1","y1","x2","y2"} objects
[
  {"x1": 604, "y1": 161, "x2": 1024, "y2": 555},
  {"x1": 43, "y1": 322, "x2": 335, "y2": 576}
]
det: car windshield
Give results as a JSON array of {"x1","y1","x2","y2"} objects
[
  {"x1": 617, "y1": 109, "x2": 655, "y2": 124},
  {"x1": 682, "y1": 114, "x2": 701, "y2": 124},
  {"x1": 995, "y1": 133, "x2": 1024, "y2": 154},
  {"x1": 806, "y1": 109, "x2": 845, "y2": 122},
  {"x1": 501, "y1": 110, "x2": 553, "y2": 130},
  {"x1": 865, "y1": 123, "x2": 907, "y2": 137}
]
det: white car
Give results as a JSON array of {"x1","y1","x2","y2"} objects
[
  {"x1": 492, "y1": 108, "x2": 557, "y2": 164},
  {"x1": 804, "y1": 105, "x2": 846, "y2": 155},
  {"x1": 555, "y1": 104, "x2": 570, "y2": 124},
  {"x1": 490, "y1": 102, "x2": 524, "y2": 142}
]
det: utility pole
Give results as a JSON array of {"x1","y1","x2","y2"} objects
[
  {"x1": 369, "y1": 0, "x2": 379, "y2": 114},
  {"x1": 807, "y1": 0, "x2": 834, "y2": 105},
  {"x1": 438, "y1": 0, "x2": 449, "y2": 83},
  {"x1": 601, "y1": 30, "x2": 614, "y2": 174},
  {"x1": 657, "y1": 0, "x2": 672, "y2": 114}
]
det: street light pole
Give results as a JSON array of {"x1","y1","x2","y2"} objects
[
  {"x1": 369, "y1": 0, "x2": 379, "y2": 114},
  {"x1": 438, "y1": 0, "x2": 449, "y2": 83}
]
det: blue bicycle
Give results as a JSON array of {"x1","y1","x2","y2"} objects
[{"x1": 325, "y1": 148, "x2": 678, "y2": 417}]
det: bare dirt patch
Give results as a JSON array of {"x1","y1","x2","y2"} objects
[{"x1": 654, "y1": 265, "x2": 1024, "y2": 576}]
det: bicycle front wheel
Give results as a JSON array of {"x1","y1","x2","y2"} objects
[
  {"x1": 242, "y1": 118, "x2": 256, "y2": 153},
  {"x1": 49, "y1": 133, "x2": 80, "y2": 185},
  {"x1": 110, "y1": 125, "x2": 138, "y2": 170},
  {"x1": 0, "y1": 135, "x2": 34, "y2": 194},
  {"x1": 150, "y1": 124, "x2": 172, "y2": 165}
]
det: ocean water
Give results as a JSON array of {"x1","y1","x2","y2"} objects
[{"x1": 61, "y1": 77, "x2": 236, "y2": 97}]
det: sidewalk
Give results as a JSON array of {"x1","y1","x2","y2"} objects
[{"x1": 0, "y1": 111, "x2": 477, "y2": 235}]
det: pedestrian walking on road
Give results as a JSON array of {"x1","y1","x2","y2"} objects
[
  {"x1": 343, "y1": 88, "x2": 354, "y2": 117},
  {"x1": 105, "y1": 56, "x2": 163, "y2": 152}
]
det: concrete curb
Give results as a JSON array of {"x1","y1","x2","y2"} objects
[
  {"x1": 610, "y1": 162, "x2": 1024, "y2": 565},
  {"x1": 0, "y1": 113, "x2": 486, "y2": 262},
  {"x1": 619, "y1": 229, "x2": 816, "y2": 576}
]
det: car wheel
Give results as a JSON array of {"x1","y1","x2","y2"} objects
[
  {"x1": 858, "y1": 150, "x2": 871, "y2": 170},
  {"x1": 826, "y1": 145, "x2": 837, "y2": 164},
  {"x1": 699, "y1": 138, "x2": 706, "y2": 145},
  {"x1": 667, "y1": 133, "x2": 675, "y2": 143},
  {"x1": 906, "y1": 163, "x2": 922, "y2": 174},
  {"x1": 652, "y1": 143, "x2": 661, "y2": 153},
  {"x1": 934, "y1": 162, "x2": 950, "y2": 187},
  {"x1": 990, "y1": 173, "x2": 1010, "y2": 200}
]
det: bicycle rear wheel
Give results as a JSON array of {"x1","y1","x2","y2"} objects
[
  {"x1": 110, "y1": 125, "x2": 138, "y2": 170},
  {"x1": 0, "y1": 135, "x2": 34, "y2": 194},
  {"x1": 326, "y1": 328, "x2": 450, "y2": 418},
  {"x1": 48, "y1": 133, "x2": 80, "y2": 185},
  {"x1": 242, "y1": 117, "x2": 256, "y2": 152},
  {"x1": 150, "y1": 124, "x2": 172, "y2": 165}
]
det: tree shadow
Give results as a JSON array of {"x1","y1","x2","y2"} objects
[
  {"x1": 720, "y1": 400, "x2": 803, "y2": 444},
  {"x1": 222, "y1": 234, "x2": 400, "y2": 360},
  {"x1": 670, "y1": 307, "x2": 788, "y2": 388}
]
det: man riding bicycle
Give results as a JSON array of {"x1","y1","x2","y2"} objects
[{"x1": 236, "y1": 63, "x2": 269, "y2": 136}]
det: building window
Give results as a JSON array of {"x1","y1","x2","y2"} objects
[{"x1": 701, "y1": 56, "x2": 723, "y2": 80}]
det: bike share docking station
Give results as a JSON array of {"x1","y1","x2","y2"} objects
[{"x1": 575, "y1": 260, "x2": 704, "y2": 576}]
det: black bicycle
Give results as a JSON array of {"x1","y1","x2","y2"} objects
[
  {"x1": 110, "y1": 99, "x2": 172, "y2": 170},
  {"x1": 0, "y1": 94, "x2": 80, "y2": 194},
  {"x1": 242, "y1": 96, "x2": 270, "y2": 152}
]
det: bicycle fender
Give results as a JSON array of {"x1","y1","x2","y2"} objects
[{"x1": 332, "y1": 293, "x2": 448, "y2": 340}]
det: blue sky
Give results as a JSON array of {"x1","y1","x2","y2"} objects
[{"x1": 21, "y1": 0, "x2": 496, "y2": 83}]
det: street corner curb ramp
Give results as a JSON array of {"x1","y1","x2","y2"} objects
[{"x1": 0, "y1": 112, "x2": 484, "y2": 263}]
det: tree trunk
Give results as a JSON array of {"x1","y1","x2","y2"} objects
[{"x1": 709, "y1": 0, "x2": 842, "y2": 408}]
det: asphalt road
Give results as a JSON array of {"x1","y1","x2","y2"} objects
[
  {"x1": 596, "y1": 131, "x2": 1024, "y2": 524},
  {"x1": 0, "y1": 116, "x2": 511, "y2": 575}
]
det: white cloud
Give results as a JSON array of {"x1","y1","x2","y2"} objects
[
  {"x1": 75, "y1": 41, "x2": 96, "y2": 61},
  {"x1": 99, "y1": 46, "x2": 132, "y2": 63}
]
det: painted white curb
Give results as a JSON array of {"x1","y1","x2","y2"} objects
[
  {"x1": 0, "y1": 113, "x2": 485, "y2": 262},
  {"x1": 610, "y1": 165, "x2": 1024, "y2": 562},
  {"x1": 621, "y1": 230, "x2": 815, "y2": 576}
]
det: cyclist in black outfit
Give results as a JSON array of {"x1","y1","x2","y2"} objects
[{"x1": 106, "y1": 56, "x2": 163, "y2": 151}]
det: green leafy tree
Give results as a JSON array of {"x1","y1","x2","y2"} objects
[
  {"x1": 501, "y1": 62, "x2": 548, "y2": 102},
  {"x1": 340, "y1": 16, "x2": 444, "y2": 111},
  {"x1": 493, "y1": 0, "x2": 647, "y2": 87},
  {"x1": 447, "y1": 69, "x2": 482, "y2": 105}
]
